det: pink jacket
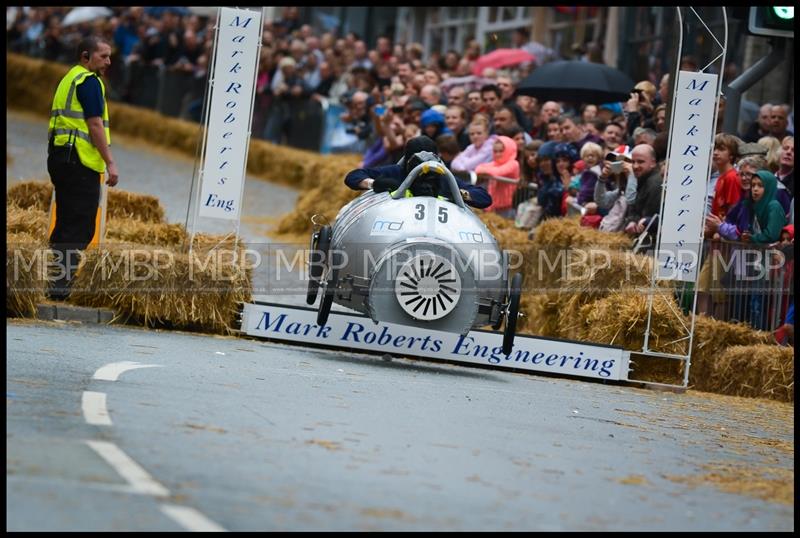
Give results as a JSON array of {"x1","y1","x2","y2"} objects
[{"x1": 475, "y1": 136, "x2": 520, "y2": 212}]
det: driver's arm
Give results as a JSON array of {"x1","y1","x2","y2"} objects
[
  {"x1": 455, "y1": 177, "x2": 492, "y2": 209},
  {"x1": 344, "y1": 164, "x2": 405, "y2": 191}
]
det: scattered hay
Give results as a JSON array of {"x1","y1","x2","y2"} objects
[
  {"x1": 6, "y1": 232, "x2": 50, "y2": 317},
  {"x1": 664, "y1": 461, "x2": 793, "y2": 506},
  {"x1": 689, "y1": 344, "x2": 793, "y2": 402}
]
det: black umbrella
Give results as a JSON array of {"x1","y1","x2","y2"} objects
[{"x1": 516, "y1": 60, "x2": 635, "y2": 104}]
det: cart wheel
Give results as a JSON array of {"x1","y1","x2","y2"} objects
[
  {"x1": 502, "y1": 273, "x2": 523, "y2": 356},
  {"x1": 306, "y1": 225, "x2": 331, "y2": 305},
  {"x1": 317, "y1": 267, "x2": 338, "y2": 327}
]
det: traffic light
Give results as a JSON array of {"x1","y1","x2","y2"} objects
[{"x1": 748, "y1": 6, "x2": 794, "y2": 38}]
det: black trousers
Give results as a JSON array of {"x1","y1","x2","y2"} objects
[{"x1": 47, "y1": 151, "x2": 101, "y2": 295}]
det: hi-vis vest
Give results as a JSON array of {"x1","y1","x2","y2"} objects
[{"x1": 48, "y1": 65, "x2": 110, "y2": 173}]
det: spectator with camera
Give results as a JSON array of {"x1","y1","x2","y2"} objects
[
  {"x1": 622, "y1": 144, "x2": 662, "y2": 236},
  {"x1": 623, "y1": 81, "x2": 657, "y2": 140},
  {"x1": 594, "y1": 145, "x2": 638, "y2": 232}
]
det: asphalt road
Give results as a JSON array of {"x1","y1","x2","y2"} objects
[{"x1": 6, "y1": 319, "x2": 794, "y2": 531}]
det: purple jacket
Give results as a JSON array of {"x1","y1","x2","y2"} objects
[
  {"x1": 718, "y1": 199, "x2": 752, "y2": 240},
  {"x1": 577, "y1": 166, "x2": 601, "y2": 206},
  {"x1": 450, "y1": 135, "x2": 497, "y2": 173}
]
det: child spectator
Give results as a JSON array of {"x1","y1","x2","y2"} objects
[
  {"x1": 420, "y1": 108, "x2": 450, "y2": 140},
  {"x1": 515, "y1": 141, "x2": 545, "y2": 230},
  {"x1": 710, "y1": 133, "x2": 741, "y2": 219},
  {"x1": 450, "y1": 118, "x2": 496, "y2": 173},
  {"x1": 576, "y1": 142, "x2": 603, "y2": 206},
  {"x1": 475, "y1": 135, "x2": 520, "y2": 218},
  {"x1": 435, "y1": 133, "x2": 461, "y2": 169}
]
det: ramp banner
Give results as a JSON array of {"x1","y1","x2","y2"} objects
[
  {"x1": 241, "y1": 302, "x2": 631, "y2": 381},
  {"x1": 656, "y1": 70, "x2": 718, "y2": 282},
  {"x1": 198, "y1": 7, "x2": 262, "y2": 221}
]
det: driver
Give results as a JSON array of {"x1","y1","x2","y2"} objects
[{"x1": 344, "y1": 135, "x2": 492, "y2": 209}]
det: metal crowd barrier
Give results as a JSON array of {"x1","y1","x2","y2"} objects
[{"x1": 696, "y1": 237, "x2": 794, "y2": 331}]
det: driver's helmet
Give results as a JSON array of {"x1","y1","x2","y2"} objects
[{"x1": 407, "y1": 151, "x2": 446, "y2": 197}]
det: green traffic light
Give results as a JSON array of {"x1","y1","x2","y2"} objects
[{"x1": 772, "y1": 7, "x2": 794, "y2": 20}]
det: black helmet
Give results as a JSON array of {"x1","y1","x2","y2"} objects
[{"x1": 403, "y1": 136, "x2": 439, "y2": 175}]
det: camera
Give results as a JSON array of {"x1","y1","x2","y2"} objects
[{"x1": 609, "y1": 161, "x2": 624, "y2": 174}]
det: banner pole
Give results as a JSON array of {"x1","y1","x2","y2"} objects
[
  {"x1": 233, "y1": 7, "x2": 265, "y2": 247},
  {"x1": 188, "y1": 7, "x2": 222, "y2": 257}
]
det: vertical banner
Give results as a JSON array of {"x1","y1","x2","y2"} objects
[
  {"x1": 655, "y1": 70, "x2": 719, "y2": 282},
  {"x1": 198, "y1": 7, "x2": 262, "y2": 221}
]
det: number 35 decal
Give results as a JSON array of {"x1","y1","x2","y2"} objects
[{"x1": 414, "y1": 204, "x2": 448, "y2": 223}]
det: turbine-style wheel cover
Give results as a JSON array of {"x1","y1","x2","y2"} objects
[{"x1": 394, "y1": 253, "x2": 461, "y2": 321}]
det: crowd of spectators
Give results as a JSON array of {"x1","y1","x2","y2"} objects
[{"x1": 8, "y1": 6, "x2": 794, "y2": 337}]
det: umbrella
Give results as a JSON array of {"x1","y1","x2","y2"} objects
[
  {"x1": 61, "y1": 6, "x2": 112, "y2": 27},
  {"x1": 472, "y1": 48, "x2": 536, "y2": 76},
  {"x1": 516, "y1": 60, "x2": 635, "y2": 104}
]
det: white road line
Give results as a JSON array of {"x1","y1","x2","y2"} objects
[
  {"x1": 82, "y1": 391, "x2": 112, "y2": 426},
  {"x1": 93, "y1": 361, "x2": 163, "y2": 381},
  {"x1": 160, "y1": 504, "x2": 227, "y2": 532},
  {"x1": 85, "y1": 440, "x2": 170, "y2": 497}
]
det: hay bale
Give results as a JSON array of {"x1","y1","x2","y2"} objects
[
  {"x1": 580, "y1": 291, "x2": 688, "y2": 355},
  {"x1": 107, "y1": 190, "x2": 165, "y2": 223},
  {"x1": 68, "y1": 244, "x2": 252, "y2": 334},
  {"x1": 275, "y1": 182, "x2": 360, "y2": 236},
  {"x1": 692, "y1": 314, "x2": 772, "y2": 362},
  {"x1": 106, "y1": 218, "x2": 187, "y2": 247},
  {"x1": 7, "y1": 180, "x2": 52, "y2": 212},
  {"x1": 7, "y1": 203, "x2": 49, "y2": 238},
  {"x1": 690, "y1": 344, "x2": 793, "y2": 402},
  {"x1": 6, "y1": 232, "x2": 50, "y2": 317},
  {"x1": 690, "y1": 315, "x2": 775, "y2": 393},
  {"x1": 7, "y1": 53, "x2": 66, "y2": 115},
  {"x1": 517, "y1": 293, "x2": 562, "y2": 337},
  {"x1": 8, "y1": 180, "x2": 166, "y2": 223},
  {"x1": 531, "y1": 216, "x2": 632, "y2": 249}
]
